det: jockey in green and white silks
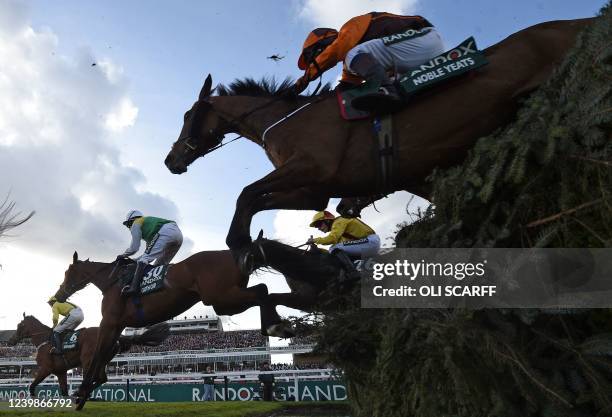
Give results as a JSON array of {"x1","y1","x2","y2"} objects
[{"x1": 119, "y1": 210, "x2": 183, "y2": 297}]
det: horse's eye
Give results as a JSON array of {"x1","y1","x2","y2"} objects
[{"x1": 184, "y1": 112, "x2": 191, "y2": 121}]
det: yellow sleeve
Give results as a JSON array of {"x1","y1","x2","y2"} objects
[
  {"x1": 52, "y1": 304, "x2": 60, "y2": 327},
  {"x1": 313, "y1": 218, "x2": 349, "y2": 246},
  {"x1": 305, "y1": 14, "x2": 372, "y2": 80}
]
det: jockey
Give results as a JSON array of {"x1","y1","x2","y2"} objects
[
  {"x1": 47, "y1": 296, "x2": 83, "y2": 355},
  {"x1": 308, "y1": 210, "x2": 380, "y2": 281},
  {"x1": 118, "y1": 210, "x2": 183, "y2": 297},
  {"x1": 294, "y1": 12, "x2": 445, "y2": 106}
]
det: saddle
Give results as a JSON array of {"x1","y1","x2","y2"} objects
[
  {"x1": 118, "y1": 263, "x2": 169, "y2": 296},
  {"x1": 337, "y1": 36, "x2": 488, "y2": 120}
]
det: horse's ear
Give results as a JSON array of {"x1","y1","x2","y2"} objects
[
  {"x1": 22, "y1": 312, "x2": 25, "y2": 319},
  {"x1": 73, "y1": 251, "x2": 78, "y2": 264},
  {"x1": 199, "y1": 74, "x2": 213, "y2": 100},
  {"x1": 257, "y1": 229, "x2": 264, "y2": 240}
]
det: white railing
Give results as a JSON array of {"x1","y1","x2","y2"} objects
[{"x1": 0, "y1": 368, "x2": 340, "y2": 386}]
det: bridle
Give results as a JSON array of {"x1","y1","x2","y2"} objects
[
  {"x1": 56, "y1": 261, "x2": 115, "y2": 300},
  {"x1": 176, "y1": 81, "x2": 327, "y2": 157}
]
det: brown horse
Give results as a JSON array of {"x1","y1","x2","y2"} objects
[
  {"x1": 6, "y1": 315, "x2": 168, "y2": 397},
  {"x1": 164, "y1": 18, "x2": 594, "y2": 252},
  {"x1": 56, "y1": 250, "x2": 311, "y2": 409}
]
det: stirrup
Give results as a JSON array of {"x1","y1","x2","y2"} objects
[{"x1": 121, "y1": 285, "x2": 134, "y2": 296}]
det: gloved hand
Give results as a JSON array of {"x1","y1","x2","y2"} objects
[{"x1": 294, "y1": 75, "x2": 309, "y2": 95}]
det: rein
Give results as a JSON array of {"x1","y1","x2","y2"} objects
[
  {"x1": 59, "y1": 262, "x2": 118, "y2": 300},
  {"x1": 184, "y1": 82, "x2": 328, "y2": 156}
]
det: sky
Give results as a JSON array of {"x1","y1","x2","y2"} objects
[{"x1": 0, "y1": 0, "x2": 605, "y2": 336}]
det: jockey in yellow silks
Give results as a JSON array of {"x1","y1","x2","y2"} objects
[
  {"x1": 308, "y1": 210, "x2": 380, "y2": 281},
  {"x1": 48, "y1": 296, "x2": 83, "y2": 355}
]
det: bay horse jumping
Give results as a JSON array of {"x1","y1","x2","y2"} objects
[
  {"x1": 56, "y1": 250, "x2": 312, "y2": 409},
  {"x1": 6, "y1": 315, "x2": 168, "y2": 397},
  {"x1": 164, "y1": 18, "x2": 594, "y2": 252}
]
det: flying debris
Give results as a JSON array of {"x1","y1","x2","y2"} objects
[
  {"x1": 267, "y1": 54, "x2": 285, "y2": 62},
  {"x1": 91, "y1": 62, "x2": 97, "y2": 67}
]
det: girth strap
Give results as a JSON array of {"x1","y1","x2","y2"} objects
[{"x1": 373, "y1": 115, "x2": 396, "y2": 193}]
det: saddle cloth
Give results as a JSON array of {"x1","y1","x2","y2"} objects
[
  {"x1": 119, "y1": 263, "x2": 169, "y2": 296},
  {"x1": 61, "y1": 329, "x2": 80, "y2": 351},
  {"x1": 336, "y1": 36, "x2": 487, "y2": 120}
]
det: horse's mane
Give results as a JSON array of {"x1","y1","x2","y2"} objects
[
  {"x1": 257, "y1": 238, "x2": 339, "y2": 284},
  {"x1": 24, "y1": 315, "x2": 49, "y2": 330},
  {"x1": 215, "y1": 77, "x2": 332, "y2": 99}
]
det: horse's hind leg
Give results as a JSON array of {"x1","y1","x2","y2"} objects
[
  {"x1": 213, "y1": 284, "x2": 284, "y2": 336},
  {"x1": 212, "y1": 283, "x2": 267, "y2": 316},
  {"x1": 29, "y1": 368, "x2": 50, "y2": 397}
]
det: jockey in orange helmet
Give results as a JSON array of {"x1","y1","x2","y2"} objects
[
  {"x1": 308, "y1": 210, "x2": 380, "y2": 281},
  {"x1": 295, "y1": 12, "x2": 445, "y2": 110}
]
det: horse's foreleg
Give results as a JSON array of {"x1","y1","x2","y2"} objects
[
  {"x1": 266, "y1": 291, "x2": 318, "y2": 312},
  {"x1": 29, "y1": 368, "x2": 50, "y2": 397},
  {"x1": 57, "y1": 372, "x2": 68, "y2": 397},
  {"x1": 250, "y1": 187, "x2": 329, "y2": 213},
  {"x1": 76, "y1": 323, "x2": 121, "y2": 410},
  {"x1": 226, "y1": 160, "x2": 328, "y2": 249}
]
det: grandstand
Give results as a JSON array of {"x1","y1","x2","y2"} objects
[{"x1": 0, "y1": 315, "x2": 318, "y2": 380}]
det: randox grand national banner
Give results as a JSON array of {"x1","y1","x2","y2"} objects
[{"x1": 0, "y1": 380, "x2": 347, "y2": 402}]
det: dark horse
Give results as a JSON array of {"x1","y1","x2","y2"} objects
[
  {"x1": 6, "y1": 315, "x2": 168, "y2": 397},
  {"x1": 164, "y1": 18, "x2": 593, "y2": 252},
  {"x1": 56, "y1": 251, "x2": 316, "y2": 409},
  {"x1": 246, "y1": 236, "x2": 345, "y2": 299}
]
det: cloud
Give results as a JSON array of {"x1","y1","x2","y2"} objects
[
  {"x1": 0, "y1": 1, "x2": 192, "y2": 261},
  {"x1": 105, "y1": 97, "x2": 139, "y2": 132},
  {"x1": 297, "y1": 0, "x2": 420, "y2": 28}
]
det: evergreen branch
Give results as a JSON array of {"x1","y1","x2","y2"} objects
[
  {"x1": 525, "y1": 198, "x2": 603, "y2": 228},
  {"x1": 569, "y1": 154, "x2": 612, "y2": 167},
  {"x1": 494, "y1": 346, "x2": 573, "y2": 408}
]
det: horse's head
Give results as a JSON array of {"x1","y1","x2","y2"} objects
[
  {"x1": 54, "y1": 251, "x2": 91, "y2": 301},
  {"x1": 165, "y1": 74, "x2": 230, "y2": 174},
  {"x1": 7, "y1": 315, "x2": 35, "y2": 345}
]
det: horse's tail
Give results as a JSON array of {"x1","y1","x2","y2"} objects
[{"x1": 117, "y1": 322, "x2": 170, "y2": 353}]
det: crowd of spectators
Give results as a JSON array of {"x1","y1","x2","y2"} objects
[
  {"x1": 289, "y1": 334, "x2": 318, "y2": 346},
  {"x1": 0, "y1": 343, "x2": 35, "y2": 358},
  {"x1": 128, "y1": 330, "x2": 267, "y2": 353},
  {"x1": 270, "y1": 362, "x2": 325, "y2": 370}
]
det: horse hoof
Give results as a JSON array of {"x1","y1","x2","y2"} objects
[{"x1": 266, "y1": 323, "x2": 296, "y2": 339}]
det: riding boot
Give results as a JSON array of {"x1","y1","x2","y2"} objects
[
  {"x1": 349, "y1": 53, "x2": 402, "y2": 112},
  {"x1": 332, "y1": 250, "x2": 362, "y2": 283},
  {"x1": 121, "y1": 262, "x2": 145, "y2": 297},
  {"x1": 51, "y1": 331, "x2": 63, "y2": 355},
  {"x1": 350, "y1": 53, "x2": 400, "y2": 96}
]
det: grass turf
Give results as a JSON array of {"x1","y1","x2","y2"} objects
[{"x1": 0, "y1": 401, "x2": 286, "y2": 416}]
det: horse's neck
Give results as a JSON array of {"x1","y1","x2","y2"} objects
[
  {"x1": 27, "y1": 320, "x2": 51, "y2": 345},
  {"x1": 81, "y1": 261, "x2": 114, "y2": 293},
  {"x1": 213, "y1": 96, "x2": 305, "y2": 146}
]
